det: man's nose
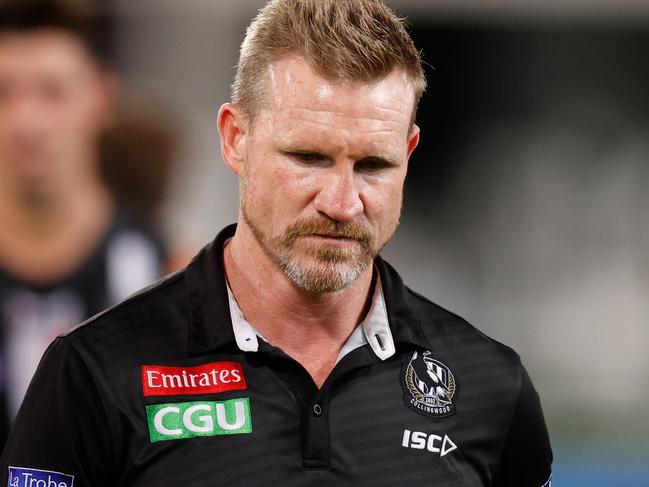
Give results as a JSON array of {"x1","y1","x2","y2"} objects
[{"x1": 313, "y1": 166, "x2": 364, "y2": 222}]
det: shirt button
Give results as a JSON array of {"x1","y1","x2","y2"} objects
[{"x1": 313, "y1": 403, "x2": 323, "y2": 416}]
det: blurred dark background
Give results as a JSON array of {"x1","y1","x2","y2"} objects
[{"x1": 395, "y1": 20, "x2": 649, "y2": 484}]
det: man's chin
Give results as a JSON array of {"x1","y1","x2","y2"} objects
[
  {"x1": 289, "y1": 272, "x2": 356, "y2": 295},
  {"x1": 278, "y1": 258, "x2": 370, "y2": 294}
]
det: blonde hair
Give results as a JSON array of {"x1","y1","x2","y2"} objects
[{"x1": 232, "y1": 0, "x2": 426, "y2": 126}]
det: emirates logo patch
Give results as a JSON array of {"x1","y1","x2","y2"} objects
[
  {"x1": 401, "y1": 350, "x2": 457, "y2": 418},
  {"x1": 141, "y1": 362, "x2": 246, "y2": 397}
]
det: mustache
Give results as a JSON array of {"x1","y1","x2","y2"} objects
[{"x1": 282, "y1": 219, "x2": 373, "y2": 246}]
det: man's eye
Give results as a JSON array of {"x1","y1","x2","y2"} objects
[
  {"x1": 289, "y1": 152, "x2": 321, "y2": 163},
  {"x1": 358, "y1": 160, "x2": 380, "y2": 171},
  {"x1": 356, "y1": 158, "x2": 390, "y2": 172}
]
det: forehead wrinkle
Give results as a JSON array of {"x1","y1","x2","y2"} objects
[
  {"x1": 286, "y1": 106, "x2": 408, "y2": 124},
  {"x1": 275, "y1": 108, "x2": 406, "y2": 135},
  {"x1": 274, "y1": 87, "x2": 412, "y2": 119},
  {"x1": 279, "y1": 117, "x2": 403, "y2": 138}
]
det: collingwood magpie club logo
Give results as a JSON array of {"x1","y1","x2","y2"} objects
[{"x1": 401, "y1": 350, "x2": 457, "y2": 418}]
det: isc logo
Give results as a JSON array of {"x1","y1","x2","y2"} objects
[{"x1": 401, "y1": 429, "x2": 458, "y2": 457}]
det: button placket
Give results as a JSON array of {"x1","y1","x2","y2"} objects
[{"x1": 302, "y1": 395, "x2": 330, "y2": 468}]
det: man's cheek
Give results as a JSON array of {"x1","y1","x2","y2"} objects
[{"x1": 273, "y1": 166, "x2": 290, "y2": 186}]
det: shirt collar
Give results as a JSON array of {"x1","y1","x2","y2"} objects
[
  {"x1": 185, "y1": 225, "x2": 237, "y2": 355},
  {"x1": 185, "y1": 224, "x2": 433, "y2": 356},
  {"x1": 225, "y1": 283, "x2": 262, "y2": 352},
  {"x1": 226, "y1": 269, "x2": 396, "y2": 362}
]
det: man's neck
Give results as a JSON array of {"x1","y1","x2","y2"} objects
[
  {"x1": 223, "y1": 220, "x2": 374, "y2": 387},
  {"x1": 0, "y1": 169, "x2": 114, "y2": 284}
]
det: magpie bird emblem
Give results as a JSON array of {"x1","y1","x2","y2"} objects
[{"x1": 402, "y1": 350, "x2": 457, "y2": 418}]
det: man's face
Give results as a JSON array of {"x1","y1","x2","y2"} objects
[
  {"x1": 238, "y1": 56, "x2": 419, "y2": 294},
  {"x1": 0, "y1": 30, "x2": 110, "y2": 194}
]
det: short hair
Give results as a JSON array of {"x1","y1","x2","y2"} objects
[
  {"x1": 233, "y1": 0, "x2": 426, "y2": 127},
  {"x1": 0, "y1": 0, "x2": 110, "y2": 63}
]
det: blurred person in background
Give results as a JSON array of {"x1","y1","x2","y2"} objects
[{"x1": 0, "y1": 0, "x2": 166, "y2": 444}]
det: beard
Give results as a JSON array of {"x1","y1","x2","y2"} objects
[{"x1": 241, "y1": 206, "x2": 383, "y2": 294}]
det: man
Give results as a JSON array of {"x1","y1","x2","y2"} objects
[
  {"x1": 0, "y1": 0, "x2": 165, "y2": 445},
  {"x1": 1, "y1": 0, "x2": 552, "y2": 486}
]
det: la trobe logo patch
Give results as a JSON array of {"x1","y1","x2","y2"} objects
[{"x1": 401, "y1": 350, "x2": 457, "y2": 418}]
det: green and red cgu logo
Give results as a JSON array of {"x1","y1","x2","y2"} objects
[{"x1": 146, "y1": 398, "x2": 252, "y2": 442}]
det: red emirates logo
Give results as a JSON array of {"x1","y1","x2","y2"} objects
[{"x1": 141, "y1": 362, "x2": 247, "y2": 396}]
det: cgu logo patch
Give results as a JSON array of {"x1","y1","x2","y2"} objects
[
  {"x1": 146, "y1": 398, "x2": 252, "y2": 442},
  {"x1": 401, "y1": 350, "x2": 457, "y2": 418},
  {"x1": 8, "y1": 467, "x2": 74, "y2": 487},
  {"x1": 141, "y1": 362, "x2": 246, "y2": 397}
]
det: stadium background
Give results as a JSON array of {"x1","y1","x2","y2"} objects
[{"x1": 98, "y1": 0, "x2": 649, "y2": 484}]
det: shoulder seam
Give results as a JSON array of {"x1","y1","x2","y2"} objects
[
  {"x1": 405, "y1": 287, "x2": 520, "y2": 359},
  {"x1": 64, "y1": 269, "x2": 185, "y2": 337}
]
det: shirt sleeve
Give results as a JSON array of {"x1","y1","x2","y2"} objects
[
  {"x1": 492, "y1": 365, "x2": 553, "y2": 487},
  {"x1": 0, "y1": 337, "x2": 116, "y2": 487}
]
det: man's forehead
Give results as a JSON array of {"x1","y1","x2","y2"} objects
[
  {"x1": 0, "y1": 30, "x2": 92, "y2": 73},
  {"x1": 265, "y1": 56, "x2": 415, "y2": 125}
]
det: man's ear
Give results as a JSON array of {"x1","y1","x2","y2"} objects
[
  {"x1": 406, "y1": 124, "x2": 420, "y2": 159},
  {"x1": 217, "y1": 103, "x2": 247, "y2": 176}
]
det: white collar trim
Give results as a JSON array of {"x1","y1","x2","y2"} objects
[
  {"x1": 226, "y1": 284, "x2": 261, "y2": 352},
  {"x1": 360, "y1": 276, "x2": 396, "y2": 361},
  {"x1": 226, "y1": 272, "x2": 395, "y2": 361}
]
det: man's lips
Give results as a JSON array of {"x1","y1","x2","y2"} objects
[{"x1": 302, "y1": 234, "x2": 358, "y2": 245}]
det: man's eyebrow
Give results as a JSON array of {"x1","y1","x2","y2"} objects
[
  {"x1": 276, "y1": 139, "x2": 341, "y2": 156},
  {"x1": 276, "y1": 136, "x2": 401, "y2": 165},
  {"x1": 279, "y1": 146, "x2": 400, "y2": 167},
  {"x1": 277, "y1": 144, "x2": 329, "y2": 158}
]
